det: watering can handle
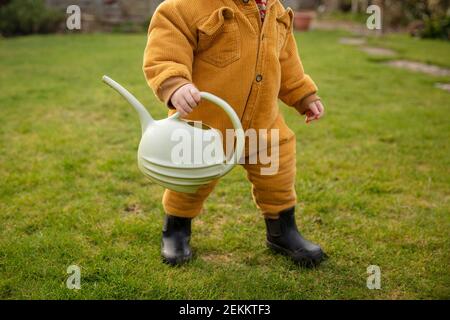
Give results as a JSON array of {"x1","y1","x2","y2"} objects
[{"x1": 170, "y1": 92, "x2": 244, "y2": 171}]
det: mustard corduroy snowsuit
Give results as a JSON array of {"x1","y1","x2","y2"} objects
[{"x1": 143, "y1": 0, "x2": 319, "y2": 218}]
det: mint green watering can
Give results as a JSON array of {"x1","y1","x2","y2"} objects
[{"x1": 102, "y1": 76, "x2": 244, "y2": 193}]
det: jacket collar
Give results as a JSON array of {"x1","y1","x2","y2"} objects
[{"x1": 232, "y1": 0, "x2": 277, "y2": 10}]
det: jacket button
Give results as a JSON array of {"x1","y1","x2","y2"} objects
[
  {"x1": 223, "y1": 10, "x2": 233, "y2": 19},
  {"x1": 256, "y1": 74, "x2": 263, "y2": 82}
]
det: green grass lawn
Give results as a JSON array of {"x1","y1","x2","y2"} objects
[{"x1": 0, "y1": 30, "x2": 449, "y2": 299}]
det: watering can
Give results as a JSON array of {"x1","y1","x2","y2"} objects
[{"x1": 102, "y1": 76, "x2": 244, "y2": 193}]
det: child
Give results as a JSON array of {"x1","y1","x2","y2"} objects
[{"x1": 143, "y1": 0, "x2": 326, "y2": 267}]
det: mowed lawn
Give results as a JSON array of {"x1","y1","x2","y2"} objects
[{"x1": 0, "y1": 30, "x2": 449, "y2": 299}]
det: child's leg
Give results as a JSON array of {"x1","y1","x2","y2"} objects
[
  {"x1": 162, "y1": 179, "x2": 219, "y2": 218},
  {"x1": 160, "y1": 179, "x2": 217, "y2": 266},
  {"x1": 242, "y1": 136, "x2": 297, "y2": 217},
  {"x1": 243, "y1": 137, "x2": 326, "y2": 266}
]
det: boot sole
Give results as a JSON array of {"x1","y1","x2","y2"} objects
[
  {"x1": 162, "y1": 253, "x2": 192, "y2": 266},
  {"x1": 266, "y1": 240, "x2": 326, "y2": 268}
]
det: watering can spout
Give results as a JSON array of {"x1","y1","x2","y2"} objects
[{"x1": 102, "y1": 75, "x2": 154, "y2": 133}]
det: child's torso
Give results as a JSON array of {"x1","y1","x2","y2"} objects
[{"x1": 165, "y1": 0, "x2": 296, "y2": 148}]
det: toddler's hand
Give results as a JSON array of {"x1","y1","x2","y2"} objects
[
  {"x1": 305, "y1": 100, "x2": 325, "y2": 124},
  {"x1": 170, "y1": 83, "x2": 201, "y2": 116}
]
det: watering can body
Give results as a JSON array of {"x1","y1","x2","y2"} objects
[{"x1": 102, "y1": 76, "x2": 244, "y2": 193}]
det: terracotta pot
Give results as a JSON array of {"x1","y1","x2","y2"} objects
[{"x1": 293, "y1": 11, "x2": 315, "y2": 31}]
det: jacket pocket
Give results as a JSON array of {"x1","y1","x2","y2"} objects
[
  {"x1": 276, "y1": 7, "x2": 293, "y2": 52},
  {"x1": 197, "y1": 7, "x2": 241, "y2": 68}
]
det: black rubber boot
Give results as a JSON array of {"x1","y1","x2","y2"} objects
[
  {"x1": 265, "y1": 207, "x2": 326, "y2": 267},
  {"x1": 161, "y1": 214, "x2": 192, "y2": 266}
]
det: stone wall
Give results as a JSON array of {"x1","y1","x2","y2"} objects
[{"x1": 45, "y1": 0, "x2": 163, "y2": 27}]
